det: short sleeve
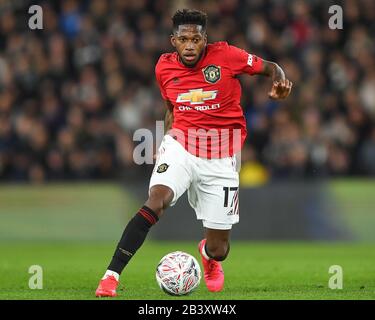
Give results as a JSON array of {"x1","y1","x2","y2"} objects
[
  {"x1": 227, "y1": 45, "x2": 263, "y2": 76},
  {"x1": 155, "y1": 62, "x2": 167, "y2": 100}
]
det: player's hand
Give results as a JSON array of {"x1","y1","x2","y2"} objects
[{"x1": 268, "y1": 79, "x2": 292, "y2": 100}]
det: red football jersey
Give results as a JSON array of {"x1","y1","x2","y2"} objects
[{"x1": 155, "y1": 41, "x2": 263, "y2": 158}]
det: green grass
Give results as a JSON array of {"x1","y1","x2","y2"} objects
[
  {"x1": 0, "y1": 241, "x2": 374, "y2": 300},
  {"x1": 1, "y1": 182, "x2": 375, "y2": 300}
]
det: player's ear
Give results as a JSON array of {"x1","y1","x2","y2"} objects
[{"x1": 170, "y1": 34, "x2": 176, "y2": 48}]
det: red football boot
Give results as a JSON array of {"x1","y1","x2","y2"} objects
[
  {"x1": 198, "y1": 239, "x2": 224, "y2": 292},
  {"x1": 95, "y1": 275, "x2": 119, "y2": 297}
]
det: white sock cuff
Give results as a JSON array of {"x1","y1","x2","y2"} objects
[{"x1": 103, "y1": 270, "x2": 120, "y2": 281}]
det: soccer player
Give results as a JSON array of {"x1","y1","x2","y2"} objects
[{"x1": 96, "y1": 9, "x2": 292, "y2": 297}]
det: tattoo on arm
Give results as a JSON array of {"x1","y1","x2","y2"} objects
[{"x1": 261, "y1": 60, "x2": 285, "y2": 82}]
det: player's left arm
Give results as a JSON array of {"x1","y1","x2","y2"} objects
[{"x1": 258, "y1": 60, "x2": 293, "y2": 100}]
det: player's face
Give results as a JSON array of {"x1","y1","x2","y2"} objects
[{"x1": 171, "y1": 24, "x2": 207, "y2": 67}]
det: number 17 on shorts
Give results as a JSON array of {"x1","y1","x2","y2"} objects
[{"x1": 223, "y1": 186, "x2": 239, "y2": 217}]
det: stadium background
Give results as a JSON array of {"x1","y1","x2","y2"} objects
[{"x1": 0, "y1": 0, "x2": 374, "y2": 299}]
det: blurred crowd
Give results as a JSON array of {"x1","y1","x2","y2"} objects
[{"x1": 0, "y1": 0, "x2": 374, "y2": 183}]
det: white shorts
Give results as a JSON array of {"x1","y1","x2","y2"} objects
[{"x1": 149, "y1": 135, "x2": 240, "y2": 230}]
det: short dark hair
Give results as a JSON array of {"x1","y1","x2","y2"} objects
[{"x1": 172, "y1": 9, "x2": 208, "y2": 33}]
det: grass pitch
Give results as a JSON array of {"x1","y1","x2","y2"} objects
[
  {"x1": 0, "y1": 182, "x2": 374, "y2": 300},
  {"x1": 0, "y1": 241, "x2": 374, "y2": 300}
]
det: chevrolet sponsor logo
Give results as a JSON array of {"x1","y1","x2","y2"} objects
[{"x1": 176, "y1": 89, "x2": 218, "y2": 105}]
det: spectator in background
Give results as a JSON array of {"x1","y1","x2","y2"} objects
[{"x1": 0, "y1": 0, "x2": 374, "y2": 183}]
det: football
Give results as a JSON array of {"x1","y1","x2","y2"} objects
[{"x1": 155, "y1": 251, "x2": 201, "y2": 296}]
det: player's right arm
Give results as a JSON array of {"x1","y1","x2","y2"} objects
[
  {"x1": 155, "y1": 57, "x2": 174, "y2": 132},
  {"x1": 164, "y1": 100, "x2": 174, "y2": 132}
]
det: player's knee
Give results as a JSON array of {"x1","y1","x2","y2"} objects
[{"x1": 145, "y1": 185, "x2": 174, "y2": 217}]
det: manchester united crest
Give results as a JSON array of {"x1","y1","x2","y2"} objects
[
  {"x1": 202, "y1": 65, "x2": 221, "y2": 84},
  {"x1": 156, "y1": 163, "x2": 169, "y2": 173}
]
